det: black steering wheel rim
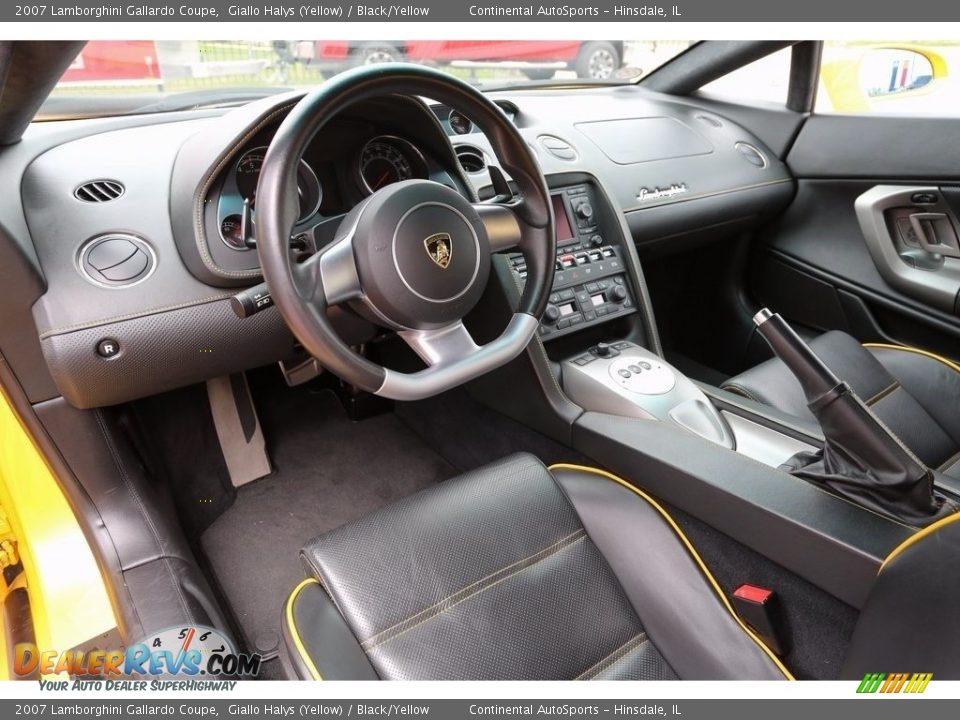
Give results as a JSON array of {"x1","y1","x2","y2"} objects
[{"x1": 256, "y1": 64, "x2": 554, "y2": 398}]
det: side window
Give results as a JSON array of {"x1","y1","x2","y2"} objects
[
  {"x1": 817, "y1": 41, "x2": 957, "y2": 116},
  {"x1": 698, "y1": 47, "x2": 792, "y2": 106}
]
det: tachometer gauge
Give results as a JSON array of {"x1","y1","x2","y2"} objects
[
  {"x1": 235, "y1": 149, "x2": 265, "y2": 202},
  {"x1": 359, "y1": 137, "x2": 416, "y2": 193},
  {"x1": 234, "y1": 146, "x2": 322, "y2": 223}
]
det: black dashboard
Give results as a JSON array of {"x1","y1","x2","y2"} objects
[
  {"x1": 170, "y1": 94, "x2": 473, "y2": 284},
  {"x1": 211, "y1": 102, "x2": 472, "y2": 256},
  {"x1": 1, "y1": 83, "x2": 795, "y2": 409}
]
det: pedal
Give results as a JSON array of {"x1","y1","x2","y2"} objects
[{"x1": 206, "y1": 373, "x2": 271, "y2": 487}]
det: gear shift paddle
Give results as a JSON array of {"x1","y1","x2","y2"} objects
[{"x1": 752, "y1": 308, "x2": 955, "y2": 526}]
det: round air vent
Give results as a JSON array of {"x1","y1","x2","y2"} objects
[
  {"x1": 537, "y1": 135, "x2": 578, "y2": 162},
  {"x1": 78, "y1": 234, "x2": 155, "y2": 288},
  {"x1": 735, "y1": 142, "x2": 768, "y2": 169},
  {"x1": 74, "y1": 179, "x2": 125, "y2": 203},
  {"x1": 454, "y1": 144, "x2": 487, "y2": 174}
]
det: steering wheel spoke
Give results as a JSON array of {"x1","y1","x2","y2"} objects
[
  {"x1": 474, "y1": 202, "x2": 523, "y2": 253},
  {"x1": 316, "y1": 235, "x2": 363, "y2": 306},
  {"x1": 292, "y1": 206, "x2": 365, "y2": 308},
  {"x1": 381, "y1": 314, "x2": 538, "y2": 400},
  {"x1": 398, "y1": 321, "x2": 479, "y2": 367},
  {"x1": 290, "y1": 241, "x2": 361, "y2": 308}
]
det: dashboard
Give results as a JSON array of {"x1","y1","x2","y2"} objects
[
  {"x1": 209, "y1": 98, "x2": 521, "y2": 255},
  {"x1": 192, "y1": 95, "x2": 470, "y2": 275},
  {"x1": 1, "y1": 83, "x2": 795, "y2": 409},
  {"x1": 214, "y1": 128, "x2": 452, "y2": 250}
]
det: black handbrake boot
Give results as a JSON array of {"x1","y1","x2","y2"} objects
[{"x1": 753, "y1": 309, "x2": 957, "y2": 526}]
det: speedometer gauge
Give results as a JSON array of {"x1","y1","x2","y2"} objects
[{"x1": 358, "y1": 137, "x2": 417, "y2": 193}]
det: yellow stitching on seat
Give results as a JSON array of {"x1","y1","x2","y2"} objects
[
  {"x1": 575, "y1": 632, "x2": 649, "y2": 680},
  {"x1": 548, "y1": 463, "x2": 795, "y2": 681},
  {"x1": 285, "y1": 578, "x2": 324, "y2": 680},
  {"x1": 864, "y1": 343, "x2": 960, "y2": 375},
  {"x1": 880, "y1": 511, "x2": 960, "y2": 571},
  {"x1": 362, "y1": 529, "x2": 587, "y2": 651},
  {"x1": 864, "y1": 381, "x2": 900, "y2": 406}
]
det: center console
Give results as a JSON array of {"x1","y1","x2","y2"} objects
[
  {"x1": 504, "y1": 179, "x2": 788, "y2": 462},
  {"x1": 478, "y1": 175, "x2": 919, "y2": 611},
  {"x1": 505, "y1": 182, "x2": 741, "y2": 453},
  {"x1": 508, "y1": 184, "x2": 637, "y2": 341},
  {"x1": 562, "y1": 339, "x2": 735, "y2": 450}
]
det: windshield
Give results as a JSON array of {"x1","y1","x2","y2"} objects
[{"x1": 41, "y1": 40, "x2": 693, "y2": 118}]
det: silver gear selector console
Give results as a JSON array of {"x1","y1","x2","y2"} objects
[
  {"x1": 607, "y1": 355, "x2": 676, "y2": 395},
  {"x1": 563, "y1": 341, "x2": 734, "y2": 449}
]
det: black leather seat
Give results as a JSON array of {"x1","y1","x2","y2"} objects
[
  {"x1": 280, "y1": 453, "x2": 960, "y2": 680},
  {"x1": 723, "y1": 331, "x2": 960, "y2": 482}
]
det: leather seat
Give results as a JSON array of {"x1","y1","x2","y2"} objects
[
  {"x1": 723, "y1": 331, "x2": 960, "y2": 482},
  {"x1": 280, "y1": 453, "x2": 960, "y2": 680}
]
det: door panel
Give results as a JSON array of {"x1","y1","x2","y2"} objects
[{"x1": 749, "y1": 114, "x2": 960, "y2": 359}]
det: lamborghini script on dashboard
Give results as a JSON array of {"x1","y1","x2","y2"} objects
[{"x1": 636, "y1": 183, "x2": 689, "y2": 201}]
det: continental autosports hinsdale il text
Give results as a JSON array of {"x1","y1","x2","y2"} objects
[{"x1": 469, "y1": 4, "x2": 674, "y2": 16}]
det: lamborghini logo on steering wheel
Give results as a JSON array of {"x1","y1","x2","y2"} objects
[{"x1": 424, "y1": 233, "x2": 453, "y2": 269}]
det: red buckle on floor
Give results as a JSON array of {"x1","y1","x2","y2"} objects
[
  {"x1": 734, "y1": 584, "x2": 773, "y2": 604},
  {"x1": 731, "y1": 584, "x2": 788, "y2": 657}
]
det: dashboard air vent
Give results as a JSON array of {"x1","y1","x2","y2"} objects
[
  {"x1": 537, "y1": 135, "x2": 578, "y2": 162},
  {"x1": 455, "y1": 145, "x2": 487, "y2": 174},
  {"x1": 735, "y1": 142, "x2": 768, "y2": 169},
  {"x1": 75, "y1": 180, "x2": 125, "y2": 203}
]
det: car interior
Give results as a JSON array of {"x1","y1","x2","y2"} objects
[{"x1": 1, "y1": 39, "x2": 959, "y2": 681}]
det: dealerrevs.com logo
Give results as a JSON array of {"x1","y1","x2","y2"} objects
[
  {"x1": 857, "y1": 673, "x2": 933, "y2": 694},
  {"x1": 15, "y1": 626, "x2": 261, "y2": 685}
]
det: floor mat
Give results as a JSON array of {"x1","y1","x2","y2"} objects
[
  {"x1": 395, "y1": 387, "x2": 590, "y2": 472},
  {"x1": 201, "y1": 387, "x2": 455, "y2": 658}
]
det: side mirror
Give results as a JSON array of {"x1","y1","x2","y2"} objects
[{"x1": 821, "y1": 45, "x2": 948, "y2": 113}]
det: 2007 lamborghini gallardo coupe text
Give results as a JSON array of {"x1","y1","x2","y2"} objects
[{"x1": 0, "y1": 39, "x2": 958, "y2": 681}]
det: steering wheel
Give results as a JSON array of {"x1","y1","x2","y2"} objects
[{"x1": 256, "y1": 64, "x2": 555, "y2": 400}]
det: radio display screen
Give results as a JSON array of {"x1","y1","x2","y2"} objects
[{"x1": 552, "y1": 194, "x2": 575, "y2": 243}]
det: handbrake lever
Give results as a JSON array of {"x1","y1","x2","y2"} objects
[{"x1": 753, "y1": 308, "x2": 955, "y2": 526}]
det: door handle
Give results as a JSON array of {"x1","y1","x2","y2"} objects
[
  {"x1": 855, "y1": 185, "x2": 960, "y2": 315},
  {"x1": 909, "y1": 212, "x2": 960, "y2": 258}
]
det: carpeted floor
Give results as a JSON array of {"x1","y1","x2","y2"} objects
[
  {"x1": 198, "y1": 370, "x2": 855, "y2": 680},
  {"x1": 201, "y1": 386, "x2": 456, "y2": 659}
]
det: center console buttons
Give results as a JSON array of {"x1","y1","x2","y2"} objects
[{"x1": 608, "y1": 356, "x2": 676, "y2": 395}]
